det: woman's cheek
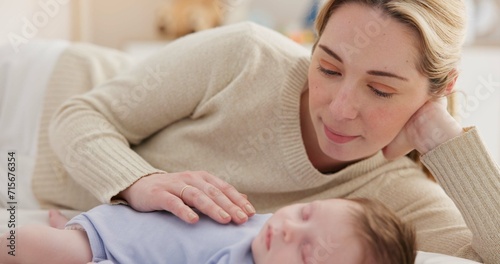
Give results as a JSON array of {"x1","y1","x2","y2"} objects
[
  {"x1": 308, "y1": 78, "x2": 332, "y2": 106},
  {"x1": 365, "y1": 108, "x2": 400, "y2": 139}
]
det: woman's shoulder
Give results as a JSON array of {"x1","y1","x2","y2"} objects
[
  {"x1": 225, "y1": 21, "x2": 298, "y2": 43},
  {"x1": 190, "y1": 21, "x2": 310, "y2": 57},
  {"x1": 53, "y1": 41, "x2": 136, "y2": 79}
]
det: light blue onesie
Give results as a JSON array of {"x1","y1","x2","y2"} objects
[{"x1": 66, "y1": 204, "x2": 271, "y2": 264}]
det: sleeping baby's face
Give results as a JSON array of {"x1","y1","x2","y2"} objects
[{"x1": 251, "y1": 199, "x2": 365, "y2": 264}]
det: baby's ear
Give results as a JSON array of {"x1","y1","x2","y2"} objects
[{"x1": 444, "y1": 68, "x2": 459, "y2": 95}]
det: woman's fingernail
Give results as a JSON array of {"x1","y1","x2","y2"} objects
[
  {"x1": 237, "y1": 210, "x2": 247, "y2": 220},
  {"x1": 219, "y1": 210, "x2": 230, "y2": 219},
  {"x1": 188, "y1": 212, "x2": 198, "y2": 221},
  {"x1": 245, "y1": 204, "x2": 255, "y2": 214}
]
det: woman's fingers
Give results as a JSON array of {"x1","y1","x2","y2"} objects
[
  {"x1": 178, "y1": 172, "x2": 255, "y2": 224},
  {"x1": 202, "y1": 173, "x2": 256, "y2": 216},
  {"x1": 382, "y1": 130, "x2": 412, "y2": 161},
  {"x1": 120, "y1": 171, "x2": 255, "y2": 225},
  {"x1": 179, "y1": 181, "x2": 254, "y2": 225},
  {"x1": 176, "y1": 184, "x2": 236, "y2": 224},
  {"x1": 154, "y1": 190, "x2": 200, "y2": 224}
]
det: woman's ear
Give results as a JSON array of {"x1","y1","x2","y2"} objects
[{"x1": 444, "y1": 68, "x2": 459, "y2": 95}]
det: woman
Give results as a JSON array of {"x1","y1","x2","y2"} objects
[{"x1": 33, "y1": 0, "x2": 499, "y2": 263}]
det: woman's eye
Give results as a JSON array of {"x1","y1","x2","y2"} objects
[
  {"x1": 369, "y1": 85, "x2": 393, "y2": 99},
  {"x1": 317, "y1": 65, "x2": 341, "y2": 77}
]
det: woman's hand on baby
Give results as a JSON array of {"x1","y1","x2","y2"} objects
[
  {"x1": 383, "y1": 96, "x2": 463, "y2": 160},
  {"x1": 117, "y1": 171, "x2": 256, "y2": 225}
]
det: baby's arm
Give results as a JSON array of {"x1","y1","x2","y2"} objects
[{"x1": 0, "y1": 225, "x2": 92, "y2": 264}]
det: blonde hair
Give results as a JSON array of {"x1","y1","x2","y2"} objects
[
  {"x1": 350, "y1": 198, "x2": 417, "y2": 264},
  {"x1": 313, "y1": 0, "x2": 466, "y2": 176}
]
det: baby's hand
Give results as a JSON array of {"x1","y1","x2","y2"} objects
[{"x1": 117, "y1": 171, "x2": 256, "y2": 225}]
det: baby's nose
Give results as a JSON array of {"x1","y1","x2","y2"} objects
[{"x1": 282, "y1": 220, "x2": 303, "y2": 243}]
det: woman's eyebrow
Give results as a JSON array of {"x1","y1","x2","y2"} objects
[
  {"x1": 318, "y1": 44, "x2": 343, "y2": 63},
  {"x1": 319, "y1": 44, "x2": 409, "y2": 82},
  {"x1": 367, "y1": 70, "x2": 409, "y2": 82}
]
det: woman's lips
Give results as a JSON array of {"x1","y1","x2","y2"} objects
[{"x1": 324, "y1": 125, "x2": 358, "y2": 144}]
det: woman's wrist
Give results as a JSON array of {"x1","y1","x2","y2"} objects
[
  {"x1": 416, "y1": 114, "x2": 463, "y2": 154},
  {"x1": 111, "y1": 188, "x2": 131, "y2": 204}
]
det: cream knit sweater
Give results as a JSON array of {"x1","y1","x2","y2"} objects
[{"x1": 33, "y1": 22, "x2": 499, "y2": 263}]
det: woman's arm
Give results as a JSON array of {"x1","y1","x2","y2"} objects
[
  {"x1": 49, "y1": 23, "x2": 258, "y2": 224},
  {"x1": 421, "y1": 127, "x2": 500, "y2": 264},
  {"x1": 382, "y1": 94, "x2": 499, "y2": 263}
]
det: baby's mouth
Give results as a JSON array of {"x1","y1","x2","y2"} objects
[{"x1": 266, "y1": 225, "x2": 272, "y2": 250}]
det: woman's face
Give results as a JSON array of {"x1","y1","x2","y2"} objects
[{"x1": 308, "y1": 3, "x2": 431, "y2": 161}]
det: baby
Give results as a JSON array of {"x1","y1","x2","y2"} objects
[{"x1": 0, "y1": 198, "x2": 415, "y2": 264}]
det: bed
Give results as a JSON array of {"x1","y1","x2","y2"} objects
[{"x1": 0, "y1": 40, "x2": 482, "y2": 264}]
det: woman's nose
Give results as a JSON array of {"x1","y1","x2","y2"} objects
[{"x1": 329, "y1": 85, "x2": 358, "y2": 120}]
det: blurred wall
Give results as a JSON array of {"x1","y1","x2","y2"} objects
[
  {"x1": 75, "y1": 0, "x2": 167, "y2": 49},
  {"x1": 1, "y1": 0, "x2": 316, "y2": 50},
  {"x1": 244, "y1": 0, "x2": 313, "y2": 30},
  {"x1": 0, "y1": 0, "x2": 73, "y2": 49},
  {"x1": 456, "y1": 47, "x2": 500, "y2": 163}
]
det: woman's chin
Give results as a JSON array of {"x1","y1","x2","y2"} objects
[{"x1": 321, "y1": 143, "x2": 379, "y2": 163}]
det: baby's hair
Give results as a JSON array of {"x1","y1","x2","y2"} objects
[{"x1": 349, "y1": 198, "x2": 417, "y2": 264}]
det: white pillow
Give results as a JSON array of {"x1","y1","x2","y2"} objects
[
  {"x1": 0, "y1": 40, "x2": 68, "y2": 210},
  {"x1": 416, "y1": 251, "x2": 482, "y2": 264}
]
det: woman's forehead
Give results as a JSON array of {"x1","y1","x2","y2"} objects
[{"x1": 319, "y1": 3, "x2": 421, "y2": 72}]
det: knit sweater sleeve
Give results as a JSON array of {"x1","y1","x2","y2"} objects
[
  {"x1": 421, "y1": 127, "x2": 500, "y2": 264},
  {"x1": 48, "y1": 23, "x2": 259, "y2": 203}
]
